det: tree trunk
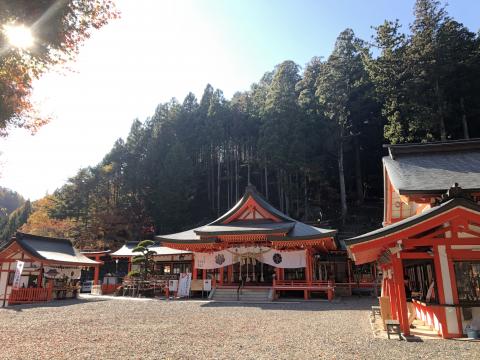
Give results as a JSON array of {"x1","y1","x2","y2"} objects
[
  {"x1": 435, "y1": 80, "x2": 447, "y2": 141},
  {"x1": 354, "y1": 135, "x2": 364, "y2": 206},
  {"x1": 264, "y1": 165, "x2": 269, "y2": 200},
  {"x1": 296, "y1": 172, "x2": 300, "y2": 219},
  {"x1": 217, "y1": 153, "x2": 221, "y2": 216},
  {"x1": 277, "y1": 169, "x2": 283, "y2": 212},
  {"x1": 285, "y1": 173, "x2": 290, "y2": 216},
  {"x1": 460, "y1": 97, "x2": 470, "y2": 139},
  {"x1": 303, "y1": 172, "x2": 309, "y2": 221},
  {"x1": 235, "y1": 146, "x2": 239, "y2": 201},
  {"x1": 338, "y1": 134, "x2": 347, "y2": 223}
]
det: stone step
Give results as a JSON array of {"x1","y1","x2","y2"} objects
[{"x1": 212, "y1": 287, "x2": 272, "y2": 302}]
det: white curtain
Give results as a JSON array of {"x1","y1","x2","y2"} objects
[{"x1": 194, "y1": 247, "x2": 306, "y2": 269}]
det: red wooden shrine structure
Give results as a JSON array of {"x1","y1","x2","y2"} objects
[
  {"x1": 157, "y1": 185, "x2": 368, "y2": 300},
  {"x1": 346, "y1": 139, "x2": 480, "y2": 338}
]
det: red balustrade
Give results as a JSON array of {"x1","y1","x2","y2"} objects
[
  {"x1": 101, "y1": 283, "x2": 121, "y2": 295},
  {"x1": 9, "y1": 286, "x2": 52, "y2": 304}
]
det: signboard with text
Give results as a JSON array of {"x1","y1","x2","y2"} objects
[
  {"x1": 203, "y1": 279, "x2": 212, "y2": 291},
  {"x1": 12, "y1": 261, "x2": 25, "y2": 290}
]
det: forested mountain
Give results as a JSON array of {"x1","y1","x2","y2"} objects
[
  {"x1": 19, "y1": 0, "x2": 480, "y2": 248},
  {"x1": 0, "y1": 186, "x2": 24, "y2": 217},
  {"x1": 0, "y1": 187, "x2": 27, "y2": 243}
]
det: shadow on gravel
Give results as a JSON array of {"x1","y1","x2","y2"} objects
[
  {"x1": 1, "y1": 298, "x2": 107, "y2": 312},
  {"x1": 201, "y1": 297, "x2": 376, "y2": 311}
]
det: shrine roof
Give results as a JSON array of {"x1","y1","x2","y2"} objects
[
  {"x1": 111, "y1": 241, "x2": 192, "y2": 257},
  {"x1": 1, "y1": 232, "x2": 100, "y2": 266},
  {"x1": 210, "y1": 185, "x2": 294, "y2": 224},
  {"x1": 194, "y1": 221, "x2": 296, "y2": 235},
  {"x1": 344, "y1": 197, "x2": 480, "y2": 266},
  {"x1": 384, "y1": 138, "x2": 480, "y2": 195},
  {"x1": 156, "y1": 186, "x2": 337, "y2": 244}
]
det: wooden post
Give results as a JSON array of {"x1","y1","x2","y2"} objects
[
  {"x1": 37, "y1": 264, "x2": 43, "y2": 288},
  {"x1": 47, "y1": 280, "x2": 54, "y2": 301},
  {"x1": 219, "y1": 266, "x2": 224, "y2": 285},
  {"x1": 392, "y1": 256, "x2": 410, "y2": 336},
  {"x1": 327, "y1": 280, "x2": 334, "y2": 301},
  {"x1": 93, "y1": 265, "x2": 100, "y2": 286},
  {"x1": 227, "y1": 264, "x2": 233, "y2": 284},
  {"x1": 306, "y1": 248, "x2": 312, "y2": 285},
  {"x1": 347, "y1": 259, "x2": 352, "y2": 295},
  {"x1": 192, "y1": 259, "x2": 197, "y2": 280},
  {"x1": 202, "y1": 269, "x2": 206, "y2": 281}
]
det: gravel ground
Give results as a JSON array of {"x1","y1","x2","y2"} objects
[{"x1": 0, "y1": 296, "x2": 479, "y2": 359}]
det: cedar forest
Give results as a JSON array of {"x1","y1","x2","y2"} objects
[{"x1": 2, "y1": 0, "x2": 480, "y2": 249}]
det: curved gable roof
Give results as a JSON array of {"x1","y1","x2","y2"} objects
[{"x1": 8, "y1": 232, "x2": 100, "y2": 266}]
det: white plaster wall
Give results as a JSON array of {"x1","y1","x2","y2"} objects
[{"x1": 0, "y1": 270, "x2": 7, "y2": 298}]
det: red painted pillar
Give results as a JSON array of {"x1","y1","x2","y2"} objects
[
  {"x1": 93, "y1": 255, "x2": 101, "y2": 286},
  {"x1": 202, "y1": 269, "x2": 206, "y2": 281},
  {"x1": 227, "y1": 265, "x2": 233, "y2": 284},
  {"x1": 37, "y1": 265, "x2": 43, "y2": 288},
  {"x1": 219, "y1": 267, "x2": 224, "y2": 285},
  {"x1": 192, "y1": 258, "x2": 197, "y2": 280},
  {"x1": 306, "y1": 248, "x2": 312, "y2": 284},
  {"x1": 127, "y1": 258, "x2": 132, "y2": 273},
  {"x1": 392, "y1": 256, "x2": 410, "y2": 336}
]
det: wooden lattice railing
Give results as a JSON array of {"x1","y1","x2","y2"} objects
[{"x1": 9, "y1": 286, "x2": 52, "y2": 304}]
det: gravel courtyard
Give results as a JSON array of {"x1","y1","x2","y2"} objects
[{"x1": 0, "y1": 296, "x2": 478, "y2": 359}]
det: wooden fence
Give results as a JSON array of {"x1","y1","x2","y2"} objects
[{"x1": 9, "y1": 287, "x2": 52, "y2": 304}]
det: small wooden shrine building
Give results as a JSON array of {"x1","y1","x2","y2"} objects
[
  {"x1": 345, "y1": 139, "x2": 480, "y2": 338},
  {"x1": 157, "y1": 185, "x2": 342, "y2": 299},
  {"x1": 111, "y1": 242, "x2": 192, "y2": 276},
  {"x1": 0, "y1": 232, "x2": 100, "y2": 306}
]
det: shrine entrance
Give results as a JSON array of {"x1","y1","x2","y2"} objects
[{"x1": 231, "y1": 260, "x2": 276, "y2": 285}]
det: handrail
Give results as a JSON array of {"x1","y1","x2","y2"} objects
[
  {"x1": 237, "y1": 279, "x2": 244, "y2": 301},
  {"x1": 274, "y1": 280, "x2": 332, "y2": 287}
]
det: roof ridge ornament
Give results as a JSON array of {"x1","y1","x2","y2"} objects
[{"x1": 436, "y1": 183, "x2": 473, "y2": 205}]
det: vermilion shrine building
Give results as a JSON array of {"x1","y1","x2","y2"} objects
[
  {"x1": 346, "y1": 139, "x2": 480, "y2": 338},
  {"x1": 0, "y1": 232, "x2": 100, "y2": 306},
  {"x1": 157, "y1": 185, "x2": 364, "y2": 300}
]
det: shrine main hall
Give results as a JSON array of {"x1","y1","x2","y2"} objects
[{"x1": 156, "y1": 185, "x2": 368, "y2": 300}]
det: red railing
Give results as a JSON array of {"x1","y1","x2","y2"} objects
[
  {"x1": 273, "y1": 280, "x2": 335, "y2": 301},
  {"x1": 101, "y1": 283, "x2": 121, "y2": 295},
  {"x1": 9, "y1": 286, "x2": 52, "y2": 304},
  {"x1": 274, "y1": 280, "x2": 330, "y2": 287}
]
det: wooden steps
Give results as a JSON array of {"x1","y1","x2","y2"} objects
[{"x1": 212, "y1": 287, "x2": 271, "y2": 302}]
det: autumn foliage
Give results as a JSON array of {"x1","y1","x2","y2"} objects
[{"x1": 0, "y1": 0, "x2": 119, "y2": 136}]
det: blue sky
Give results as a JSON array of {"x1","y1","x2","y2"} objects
[{"x1": 0, "y1": 0, "x2": 479, "y2": 200}]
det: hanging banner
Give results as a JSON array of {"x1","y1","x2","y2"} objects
[
  {"x1": 194, "y1": 250, "x2": 236, "y2": 269},
  {"x1": 12, "y1": 261, "x2": 25, "y2": 290},
  {"x1": 43, "y1": 266, "x2": 82, "y2": 280},
  {"x1": 177, "y1": 273, "x2": 191, "y2": 297},
  {"x1": 194, "y1": 247, "x2": 306, "y2": 269},
  {"x1": 260, "y1": 249, "x2": 306, "y2": 269}
]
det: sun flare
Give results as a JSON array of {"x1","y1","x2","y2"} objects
[{"x1": 4, "y1": 24, "x2": 34, "y2": 49}]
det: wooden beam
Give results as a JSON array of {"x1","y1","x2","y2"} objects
[{"x1": 399, "y1": 252, "x2": 433, "y2": 260}]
